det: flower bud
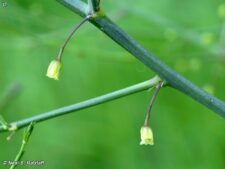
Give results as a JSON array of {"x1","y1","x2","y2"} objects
[
  {"x1": 140, "y1": 126, "x2": 154, "y2": 145},
  {"x1": 46, "y1": 60, "x2": 62, "y2": 80}
]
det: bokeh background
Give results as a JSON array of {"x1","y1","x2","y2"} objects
[{"x1": 1, "y1": 0, "x2": 225, "y2": 168}]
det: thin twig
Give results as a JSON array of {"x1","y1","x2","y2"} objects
[
  {"x1": 144, "y1": 81, "x2": 164, "y2": 126},
  {"x1": 0, "y1": 77, "x2": 162, "y2": 133},
  {"x1": 57, "y1": 14, "x2": 92, "y2": 61},
  {"x1": 10, "y1": 122, "x2": 34, "y2": 169}
]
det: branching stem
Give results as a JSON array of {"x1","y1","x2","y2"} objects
[
  {"x1": 57, "y1": 0, "x2": 225, "y2": 117},
  {"x1": 0, "y1": 77, "x2": 161, "y2": 133}
]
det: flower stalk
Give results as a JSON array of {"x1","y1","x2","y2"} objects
[
  {"x1": 140, "y1": 81, "x2": 164, "y2": 146},
  {"x1": 56, "y1": 14, "x2": 92, "y2": 61},
  {"x1": 144, "y1": 81, "x2": 164, "y2": 126},
  {"x1": 47, "y1": 14, "x2": 92, "y2": 80}
]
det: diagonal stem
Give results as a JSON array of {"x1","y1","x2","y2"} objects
[
  {"x1": 10, "y1": 123, "x2": 34, "y2": 169},
  {"x1": 0, "y1": 77, "x2": 161, "y2": 133}
]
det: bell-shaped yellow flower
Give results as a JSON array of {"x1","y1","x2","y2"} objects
[
  {"x1": 46, "y1": 60, "x2": 62, "y2": 80},
  {"x1": 140, "y1": 126, "x2": 154, "y2": 145}
]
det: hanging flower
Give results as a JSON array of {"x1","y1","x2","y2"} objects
[
  {"x1": 46, "y1": 60, "x2": 62, "y2": 80},
  {"x1": 140, "y1": 126, "x2": 154, "y2": 145}
]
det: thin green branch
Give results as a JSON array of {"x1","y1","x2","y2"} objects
[
  {"x1": 57, "y1": 0, "x2": 225, "y2": 117},
  {"x1": 10, "y1": 122, "x2": 34, "y2": 169},
  {"x1": 0, "y1": 77, "x2": 161, "y2": 133},
  {"x1": 144, "y1": 81, "x2": 164, "y2": 126}
]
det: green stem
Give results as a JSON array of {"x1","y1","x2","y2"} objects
[
  {"x1": 10, "y1": 123, "x2": 34, "y2": 169},
  {"x1": 89, "y1": 0, "x2": 100, "y2": 12},
  {"x1": 10, "y1": 143, "x2": 25, "y2": 169},
  {"x1": 57, "y1": 0, "x2": 225, "y2": 117},
  {"x1": 144, "y1": 81, "x2": 164, "y2": 126},
  {"x1": 57, "y1": 14, "x2": 92, "y2": 61},
  {"x1": 0, "y1": 77, "x2": 161, "y2": 133}
]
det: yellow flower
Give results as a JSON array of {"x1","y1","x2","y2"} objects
[
  {"x1": 46, "y1": 60, "x2": 62, "y2": 80},
  {"x1": 140, "y1": 126, "x2": 154, "y2": 145}
]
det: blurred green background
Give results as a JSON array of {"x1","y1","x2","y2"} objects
[{"x1": 1, "y1": 0, "x2": 225, "y2": 168}]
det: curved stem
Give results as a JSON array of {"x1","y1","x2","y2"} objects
[
  {"x1": 57, "y1": 14, "x2": 92, "y2": 61},
  {"x1": 0, "y1": 77, "x2": 161, "y2": 133},
  {"x1": 57, "y1": 0, "x2": 225, "y2": 117},
  {"x1": 144, "y1": 81, "x2": 164, "y2": 126}
]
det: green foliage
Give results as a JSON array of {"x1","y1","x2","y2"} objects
[{"x1": 0, "y1": 0, "x2": 225, "y2": 169}]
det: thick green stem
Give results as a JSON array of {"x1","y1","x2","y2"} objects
[
  {"x1": 91, "y1": 0, "x2": 100, "y2": 12},
  {"x1": 57, "y1": 0, "x2": 225, "y2": 117},
  {"x1": 0, "y1": 77, "x2": 161, "y2": 133}
]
